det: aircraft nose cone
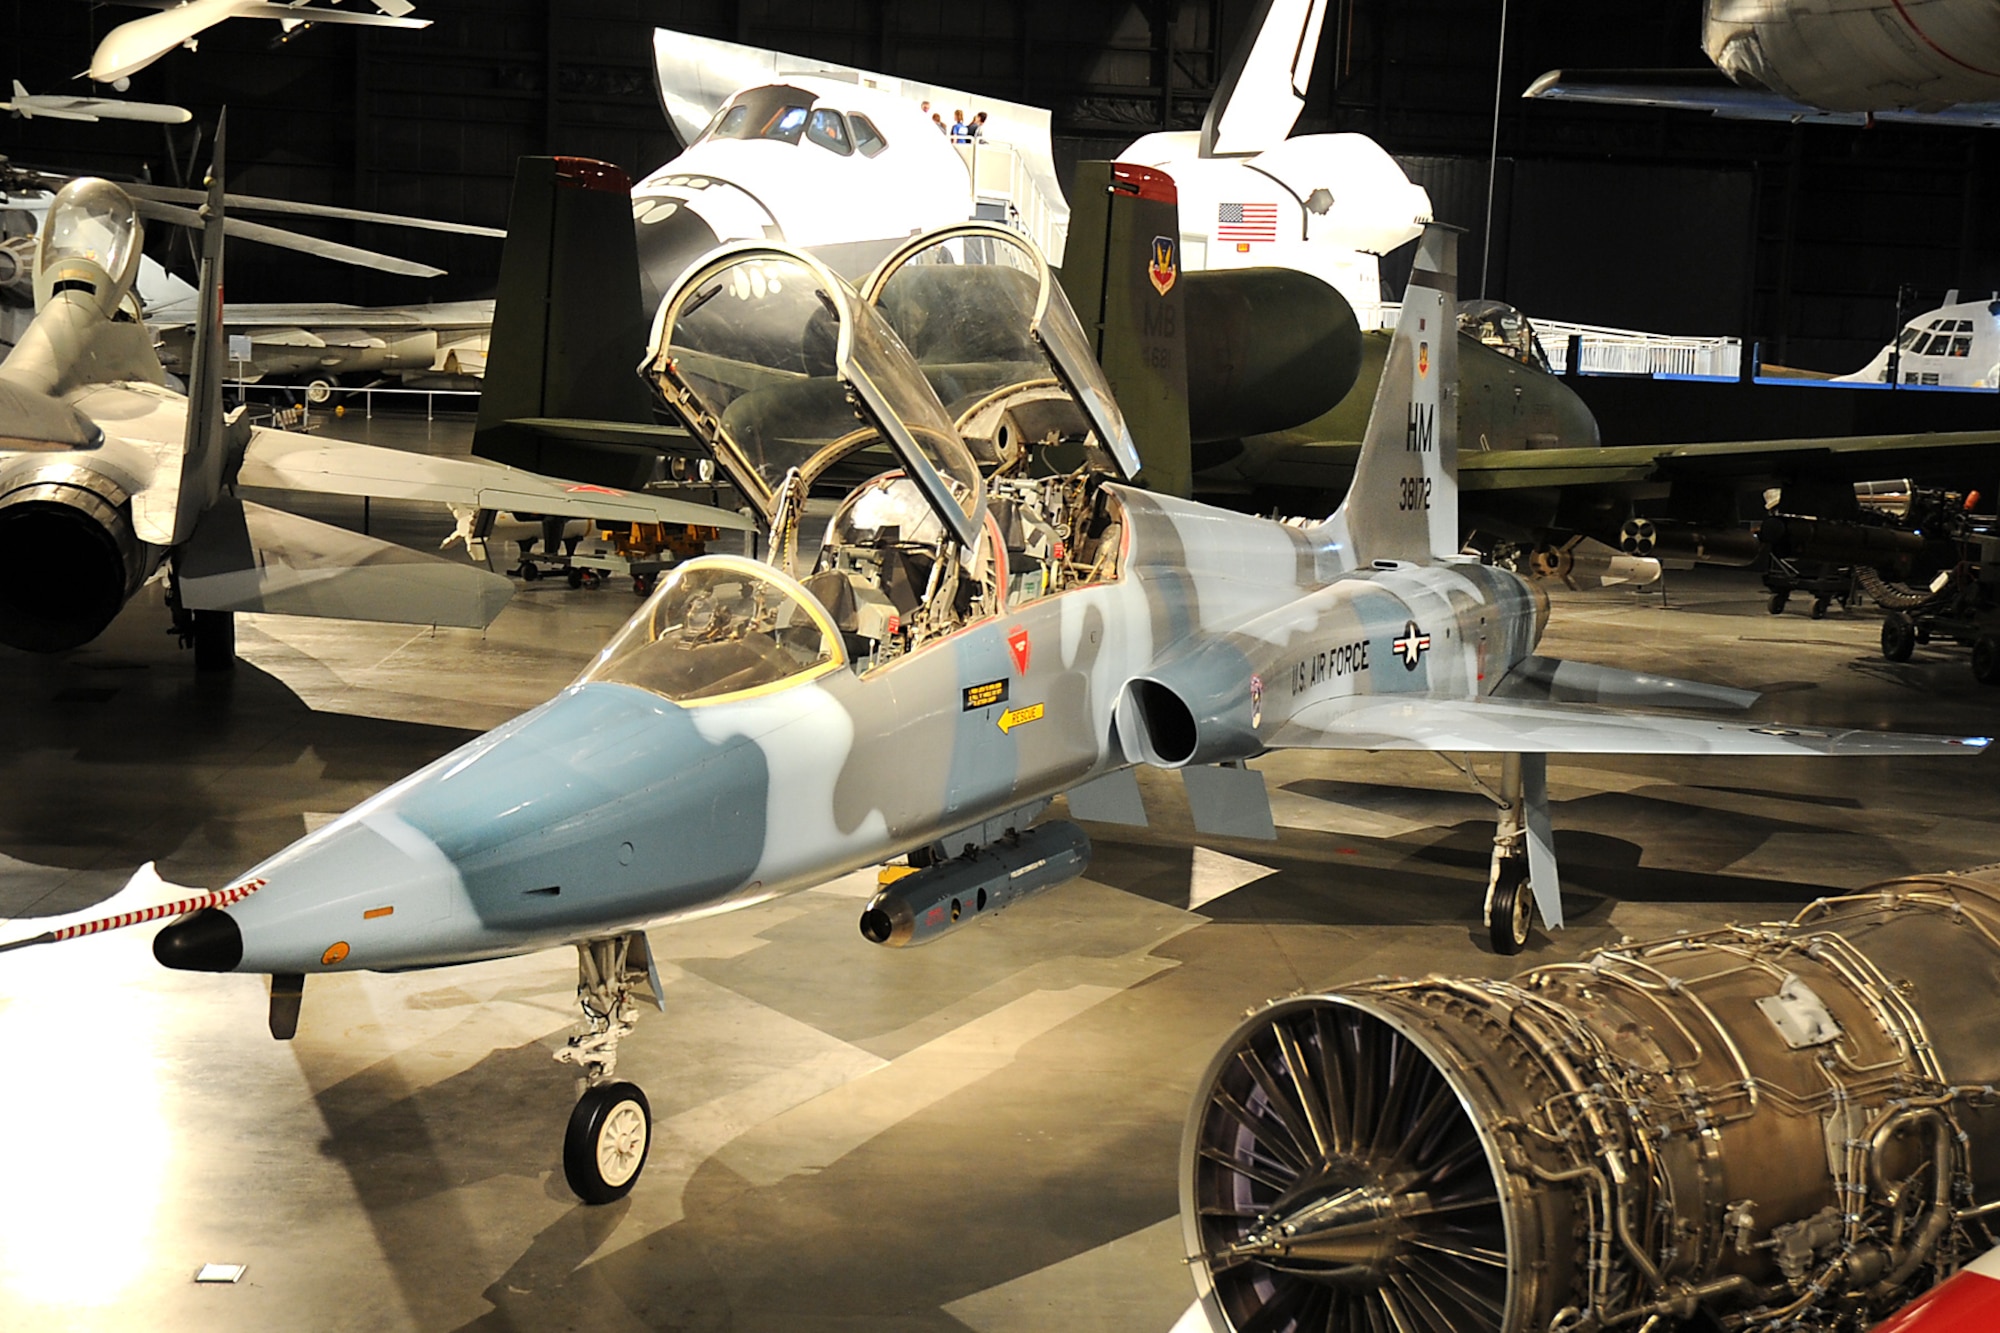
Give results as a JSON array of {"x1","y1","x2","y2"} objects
[
  {"x1": 153, "y1": 907, "x2": 243, "y2": 972},
  {"x1": 636, "y1": 204, "x2": 725, "y2": 313}
]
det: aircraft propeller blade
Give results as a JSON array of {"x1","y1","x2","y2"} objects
[
  {"x1": 123, "y1": 183, "x2": 506, "y2": 237},
  {"x1": 133, "y1": 200, "x2": 447, "y2": 277}
]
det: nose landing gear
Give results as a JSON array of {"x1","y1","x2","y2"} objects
[{"x1": 556, "y1": 931, "x2": 665, "y2": 1203}]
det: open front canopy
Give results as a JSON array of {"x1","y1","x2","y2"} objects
[
  {"x1": 645, "y1": 243, "x2": 986, "y2": 552},
  {"x1": 860, "y1": 224, "x2": 1141, "y2": 479}
]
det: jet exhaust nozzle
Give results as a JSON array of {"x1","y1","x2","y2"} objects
[
  {"x1": 859, "y1": 821, "x2": 1091, "y2": 948},
  {"x1": 0, "y1": 463, "x2": 149, "y2": 652}
]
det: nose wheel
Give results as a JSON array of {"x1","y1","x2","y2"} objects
[
  {"x1": 556, "y1": 932, "x2": 665, "y2": 1203},
  {"x1": 564, "y1": 1081, "x2": 652, "y2": 1204}
]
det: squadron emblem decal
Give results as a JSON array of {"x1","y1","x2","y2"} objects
[
  {"x1": 1418, "y1": 341, "x2": 1430, "y2": 377},
  {"x1": 1149, "y1": 234, "x2": 1178, "y2": 296},
  {"x1": 1392, "y1": 620, "x2": 1432, "y2": 671}
]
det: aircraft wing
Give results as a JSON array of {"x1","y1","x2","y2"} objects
[
  {"x1": 1267, "y1": 691, "x2": 1989, "y2": 757},
  {"x1": 238, "y1": 429, "x2": 754, "y2": 530},
  {"x1": 153, "y1": 300, "x2": 494, "y2": 330},
  {"x1": 230, "y1": 2, "x2": 430, "y2": 29},
  {"x1": 1523, "y1": 68, "x2": 2000, "y2": 129},
  {"x1": 1458, "y1": 429, "x2": 2000, "y2": 493},
  {"x1": 177, "y1": 496, "x2": 512, "y2": 629}
]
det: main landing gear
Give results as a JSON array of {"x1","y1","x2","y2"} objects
[
  {"x1": 555, "y1": 931, "x2": 665, "y2": 1204},
  {"x1": 1456, "y1": 752, "x2": 1560, "y2": 955}
]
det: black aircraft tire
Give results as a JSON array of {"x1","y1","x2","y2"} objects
[
  {"x1": 563, "y1": 1081, "x2": 651, "y2": 1205},
  {"x1": 1882, "y1": 616, "x2": 1917, "y2": 663},
  {"x1": 1485, "y1": 860, "x2": 1533, "y2": 956},
  {"x1": 1767, "y1": 592, "x2": 1788, "y2": 615},
  {"x1": 1974, "y1": 638, "x2": 2000, "y2": 687},
  {"x1": 193, "y1": 609, "x2": 235, "y2": 673}
]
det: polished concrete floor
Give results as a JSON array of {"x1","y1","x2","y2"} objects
[{"x1": 3, "y1": 419, "x2": 1999, "y2": 1331}]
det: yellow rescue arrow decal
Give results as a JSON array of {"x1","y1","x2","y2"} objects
[{"x1": 997, "y1": 702, "x2": 1045, "y2": 734}]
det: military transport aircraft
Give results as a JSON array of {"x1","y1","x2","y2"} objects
[
  {"x1": 12, "y1": 212, "x2": 1956, "y2": 1207},
  {"x1": 0, "y1": 133, "x2": 747, "y2": 664}
]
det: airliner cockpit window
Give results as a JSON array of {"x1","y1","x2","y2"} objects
[
  {"x1": 806, "y1": 109, "x2": 852, "y2": 155},
  {"x1": 702, "y1": 85, "x2": 816, "y2": 146},
  {"x1": 577, "y1": 556, "x2": 841, "y2": 703},
  {"x1": 850, "y1": 114, "x2": 888, "y2": 156}
]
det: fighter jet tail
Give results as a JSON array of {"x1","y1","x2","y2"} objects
[
  {"x1": 472, "y1": 156, "x2": 672, "y2": 489},
  {"x1": 1327, "y1": 223, "x2": 1460, "y2": 566},
  {"x1": 171, "y1": 112, "x2": 231, "y2": 547}
]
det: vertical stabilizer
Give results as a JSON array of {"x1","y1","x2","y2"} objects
[
  {"x1": 473, "y1": 156, "x2": 660, "y2": 488},
  {"x1": 1200, "y1": 0, "x2": 1329, "y2": 157},
  {"x1": 1332, "y1": 224, "x2": 1458, "y2": 564},
  {"x1": 171, "y1": 112, "x2": 229, "y2": 547},
  {"x1": 1057, "y1": 161, "x2": 1192, "y2": 498}
]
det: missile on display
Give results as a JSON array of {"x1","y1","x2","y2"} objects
[
  {"x1": 1182, "y1": 868, "x2": 2000, "y2": 1333},
  {"x1": 859, "y1": 819, "x2": 1091, "y2": 948}
]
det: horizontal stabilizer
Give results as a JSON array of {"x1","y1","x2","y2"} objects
[
  {"x1": 177, "y1": 497, "x2": 513, "y2": 628},
  {"x1": 1491, "y1": 656, "x2": 1756, "y2": 711},
  {"x1": 239, "y1": 431, "x2": 755, "y2": 531},
  {"x1": 1270, "y1": 694, "x2": 1989, "y2": 757}
]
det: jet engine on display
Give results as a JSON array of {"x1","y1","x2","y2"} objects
[{"x1": 1183, "y1": 869, "x2": 2000, "y2": 1333}]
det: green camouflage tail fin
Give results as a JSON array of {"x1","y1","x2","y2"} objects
[
  {"x1": 1056, "y1": 161, "x2": 1193, "y2": 498},
  {"x1": 473, "y1": 156, "x2": 665, "y2": 489}
]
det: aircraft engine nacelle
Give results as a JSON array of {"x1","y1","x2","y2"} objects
[
  {"x1": 0, "y1": 461, "x2": 150, "y2": 652},
  {"x1": 1703, "y1": 0, "x2": 2000, "y2": 111},
  {"x1": 1184, "y1": 869, "x2": 2000, "y2": 1333},
  {"x1": 858, "y1": 821, "x2": 1091, "y2": 947}
]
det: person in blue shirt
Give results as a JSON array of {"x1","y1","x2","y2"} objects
[{"x1": 950, "y1": 110, "x2": 969, "y2": 143}]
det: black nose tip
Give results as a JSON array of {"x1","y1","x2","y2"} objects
[{"x1": 153, "y1": 907, "x2": 243, "y2": 972}]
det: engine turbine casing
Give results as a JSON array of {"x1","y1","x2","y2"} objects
[
  {"x1": 0, "y1": 461, "x2": 152, "y2": 652},
  {"x1": 1183, "y1": 870, "x2": 2000, "y2": 1333}
]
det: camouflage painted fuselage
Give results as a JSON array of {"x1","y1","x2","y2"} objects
[{"x1": 214, "y1": 483, "x2": 1543, "y2": 976}]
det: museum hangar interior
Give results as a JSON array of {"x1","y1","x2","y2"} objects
[{"x1": 5, "y1": 3, "x2": 2000, "y2": 1332}]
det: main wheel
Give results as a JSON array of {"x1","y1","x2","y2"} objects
[
  {"x1": 1767, "y1": 591, "x2": 1789, "y2": 615},
  {"x1": 1485, "y1": 859, "x2": 1533, "y2": 955},
  {"x1": 1882, "y1": 615, "x2": 1917, "y2": 663},
  {"x1": 1974, "y1": 637, "x2": 2000, "y2": 687},
  {"x1": 563, "y1": 1081, "x2": 651, "y2": 1204},
  {"x1": 192, "y1": 609, "x2": 235, "y2": 673}
]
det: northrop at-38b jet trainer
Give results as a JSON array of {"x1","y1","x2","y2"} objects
[{"x1": 53, "y1": 217, "x2": 1979, "y2": 1205}]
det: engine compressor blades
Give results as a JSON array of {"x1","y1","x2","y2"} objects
[{"x1": 1181, "y1": 867, "x2": 2000, "y2": 1333}]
